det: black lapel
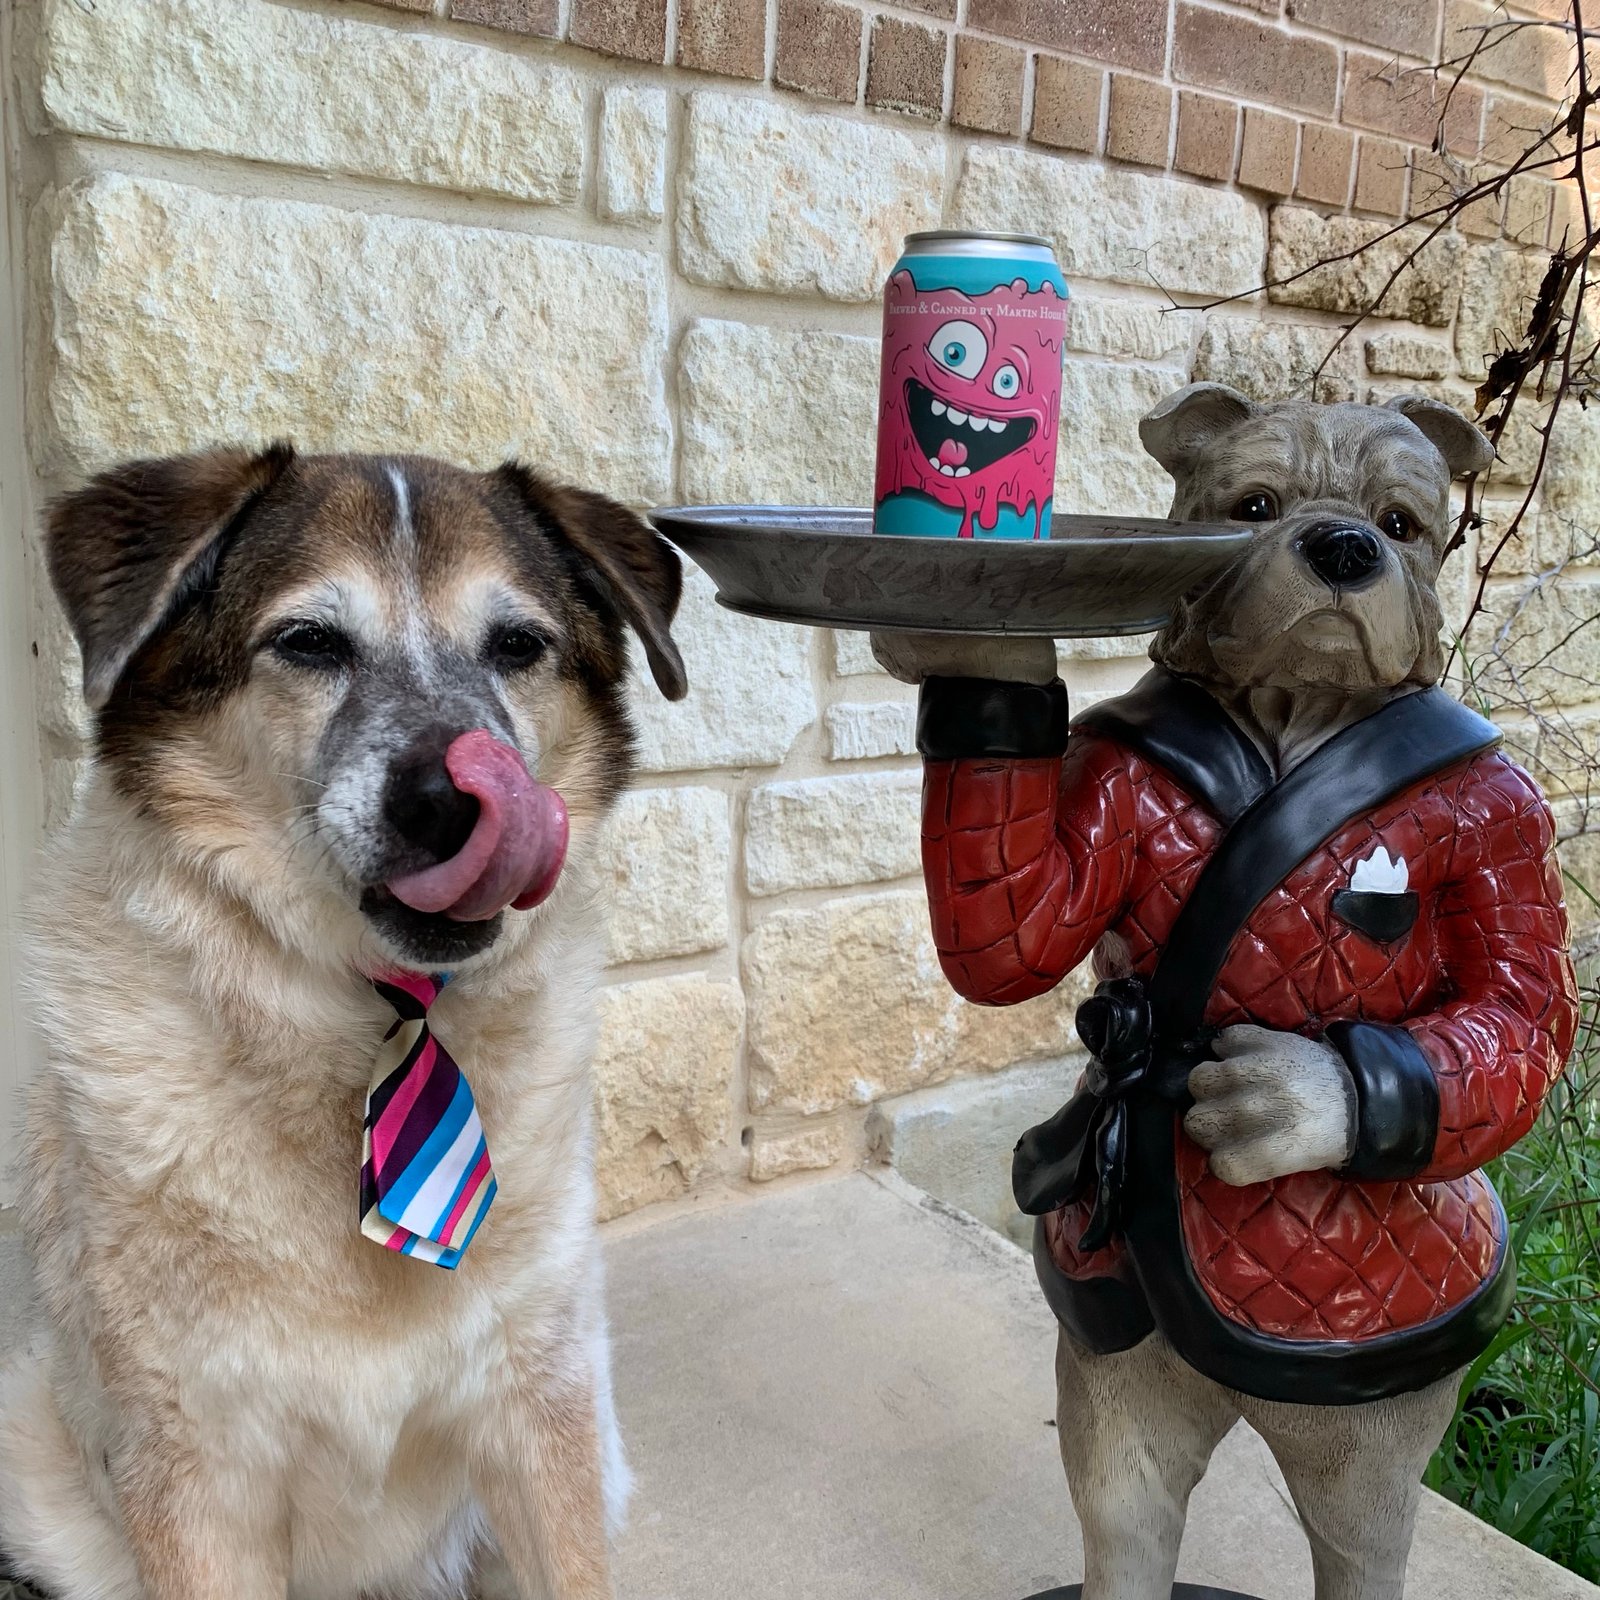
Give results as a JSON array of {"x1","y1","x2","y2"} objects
[
  {"x1": 1073, "y1": 668, "x2": 1272, "y2": 828},
  {"x1": 1147, "y1": 687, "x2": 1501, "y2": 1050}
]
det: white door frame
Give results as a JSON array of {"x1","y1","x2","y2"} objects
[{"x1": 0, "y1": 24, "x2": 43, "y2": 1210}]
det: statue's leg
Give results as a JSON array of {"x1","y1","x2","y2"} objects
[
  {"x1": 1241, "y1": 1366, "x2": 1463, "y2": 1600},
  {"x1": 1054, "y1": 1328, "x2": 1237, "y2": 1600}
]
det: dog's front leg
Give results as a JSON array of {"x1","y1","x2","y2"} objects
[
  {"x1": 476, "y1": 1380, "x2": 614, "y2": 1600},
  {"x1": 109, "y1": 1429, "x2": 287, "y2": 1600}
]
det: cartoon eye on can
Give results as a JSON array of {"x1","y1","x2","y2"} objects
[{"x1": 873, "y1": 231, "x2": 1069, "y2": 541}]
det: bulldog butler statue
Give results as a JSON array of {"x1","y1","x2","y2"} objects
[{"x1": 874, "y1": 385, "x2": 1579, "y2": 1600}]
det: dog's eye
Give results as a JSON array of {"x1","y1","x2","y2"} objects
[
  {"x1": 488, "y1": 624, "x2": 548, "y2": 672},
  {"x1": 270, "y1": 622, "x2": 352, "y2": 669},
  {"x1": 1378, "y1": 508, "x2": 1415, "y2": 542},
  {"x1": 1230, "y1": 491, "x2": 1279, "y2": 522}
]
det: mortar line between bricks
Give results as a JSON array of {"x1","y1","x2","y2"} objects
[
  {"x1": 243, "y1": 0, "x2": 913, "y2": 126},
  {"x1": 854, "y1": 1, "x2": 871, "y2": 105},
  {"x1": 44, "y1": 122, "x2": 1520, "y2": 350},
  {"x1": 580, "y1": 75, "x2": 602, "y2": 215},
  {"x1": 1019, "y1": 46, "x2": 1036, "y2": 151},
  {"x1": 978, "y1": 26, "x2": 1557, "y2": 129},
  {"x1": 725, "y1": 774, "x2": 755, "y2": 1169},
  {"x1": 940, "y1": 13, "x2": 956, "y2": 123},
  {"x1": 729, "y1": 787, "x2": 752, "y2": 1177},
  {"x1": 44, "y1": 71, "x2": 1552, "y2": 250},
  {"x1": 43, "y1": 121, "x2": 1529, "y2": 350},
  {"x1": 663, "y1": 86, "x2": 690, "y2": 509},
  {"x1": 1172, "y1": 0, "x2": 1471, "y2": 66},
  {"x1": 269, "y1": 0, "x2": 1568, "y2": 134},
  {"x1": 56, "y1": 166, "x2": 1466, "y2": 393}
]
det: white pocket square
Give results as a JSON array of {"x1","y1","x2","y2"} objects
[{"x1": 1349, "y1": 846, "x2": 1409, "y2": 895}]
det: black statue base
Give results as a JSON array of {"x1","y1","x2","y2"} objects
[{"x1": 1027, "y1": 1587, "x2": 1264, "y2": 1599}]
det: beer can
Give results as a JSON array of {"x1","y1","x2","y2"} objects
[{"x1": 872, "y1": 230, "x2": 1069, "y2": 540}]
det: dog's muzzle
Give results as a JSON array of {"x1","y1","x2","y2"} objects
[{"x1": 1301, "y1": 521, "x2": 1384, "y2": 589}]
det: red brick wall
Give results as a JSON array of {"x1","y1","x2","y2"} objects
[{"x1": 384, "y1": 0, "x2": 1571, "y2": 249}]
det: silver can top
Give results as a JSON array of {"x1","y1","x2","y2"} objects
[{"x1": 902, "y1": 229, "x2": 1056, "y2": 259}]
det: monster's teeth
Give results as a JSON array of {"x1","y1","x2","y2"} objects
[
  {"x1": 968, "y1": 413, "x2": 991, "y2": 433},
  {"x1": 939, "y1": 464, "x2": 957, "y2": 477},
  {"x1": 930, "y1": 399, "x2": 947, "y2": 417},
  {"x1": 927, "y1": 455, "x2": 942, "y2": 471},
  {"x1": 947, "y1": 407, "x2": 969, "y2": 426},
  {"x1": 954, "y1": 466, "x2": 971, "y2": 477},
  {"x1": 986, "y1": 416, "x2": 1006, "y2": 433}
]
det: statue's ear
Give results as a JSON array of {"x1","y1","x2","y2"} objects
[
  {"x1": 1138, "y1": 383, "x2": 1259, "y2": 476},
  {"x1": 1384, "y1": 395, "x2": 1494, "y2": 479}
]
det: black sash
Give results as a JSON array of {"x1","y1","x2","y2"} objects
[
  {"x1": 1016, "y1": 673, "x2": 1514, "y2": 1403},
  {"x1": 1147, "y1": 681, "x2": 1499, "y2": 1043}
]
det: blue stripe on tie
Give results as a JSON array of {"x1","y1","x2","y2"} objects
[
  {"x1": 376, "y1": 1074, "x2": 474, "y2": 1225},
  {"x1": 433, "y1": 1174, "x2": 498, "y2": 1270}
]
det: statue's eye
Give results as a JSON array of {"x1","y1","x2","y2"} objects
[
  {"x1": 1378, "y1": 508, "x2": 1415, "y2": 542},
  {"x1": 1230, "y1": 491, "x2": 1279, "y2": 522}
]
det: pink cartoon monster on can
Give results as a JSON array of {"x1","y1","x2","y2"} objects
[{"x1": 873, "y1": 232, "x2": 1069, "y2": 540}]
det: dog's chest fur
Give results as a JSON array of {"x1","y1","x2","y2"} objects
[{"x1": 15, "y1": 785, "x2": 612, "y2": 1590}]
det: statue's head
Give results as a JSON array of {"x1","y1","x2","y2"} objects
[{"x1": 1139, "y1": 385, "x2": 1492, "y2": 695}]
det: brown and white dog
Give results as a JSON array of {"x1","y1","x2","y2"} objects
[{"x1": 0, "y1": 445, "x2": 685, "y2": 1599}]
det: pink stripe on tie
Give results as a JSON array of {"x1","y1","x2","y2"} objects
[
  {"x1": 371, "y1": 1036, "x2": 438, "y2": 1173},
  {"x1": 379, "y1": 970, "x2": 441, "y2": 1011},
  {"x1": 440, "y1": 1149, "x2": 493, "y2": 1246}
]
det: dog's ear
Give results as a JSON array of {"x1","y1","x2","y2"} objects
[
  {"x1": 1139, "y1": 383, "x2": 1259, "y2": 476},
  {"x1": 46, "y1": 443, "x2": 295, "y2": 710},
  {"x1": 498, "y1": 466, "x2": 687, "y2": 701},
  {"x1": 1384, "y1": 395, "x2": 1494, "y2": 479}
]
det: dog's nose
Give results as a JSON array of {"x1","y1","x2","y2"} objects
[
  {"x1": 1302, "y1": 522, "x2": 1384, "y2": 588},
  {"x1": 384, "y1": 748, "x2": 480, "y2": 864}
]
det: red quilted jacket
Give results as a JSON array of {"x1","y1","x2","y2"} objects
[{"x1": 918, "y1": 670, "x2": 1578, "y2": 1401}]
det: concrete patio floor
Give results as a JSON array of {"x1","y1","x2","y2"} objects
[
  {"x1": 0, "y1": 1176, "x2": 1594, "y2": 1597},
  {"x1": 605, "y1": 1172, "x2": 1599, "y2": 1600}
]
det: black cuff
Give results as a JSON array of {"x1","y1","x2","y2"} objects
[
  {"x1": 1325, "y1": 1020, "x2": 1439, "y2": 1181},
  {"x1": 916, "y1": 676, "x2": 1071, "y2": 760}
]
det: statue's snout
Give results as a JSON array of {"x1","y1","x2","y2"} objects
[{"x1": 1301, "y1": 520, "x2": 1384, "y2": 588}]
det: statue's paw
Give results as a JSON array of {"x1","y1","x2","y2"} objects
[
  {"x1": 868, "y1": 631, "x2": 1058, "y2": 686},
  {"x1": 1185, "y1": 1024, "x2": 1357, "y2": 1185}
]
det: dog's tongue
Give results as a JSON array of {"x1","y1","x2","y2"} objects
[{"x1": 386, "y1": 731, "x2": 569, "y2": 922}]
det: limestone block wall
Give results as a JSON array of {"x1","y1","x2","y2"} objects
[{"x1": 0, "y1": 0, "x2": 1589, "y2": 1216}]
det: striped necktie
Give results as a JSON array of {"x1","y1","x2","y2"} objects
[{"x1": 360, "y1": 971, "x2": 496, "y2": 1269}]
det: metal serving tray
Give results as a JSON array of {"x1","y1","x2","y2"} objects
[{"x1": 650, "y1": 506, "x2": 1250, "y2": 638}]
